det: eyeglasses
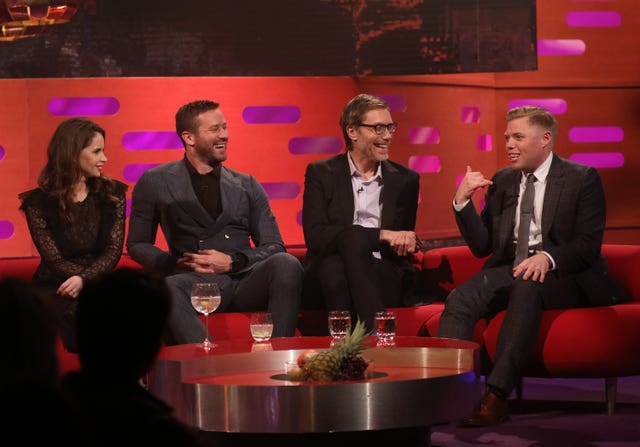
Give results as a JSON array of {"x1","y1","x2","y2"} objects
[{"x1": 358, "y1": 122, "x2": 399, "y2": 135}]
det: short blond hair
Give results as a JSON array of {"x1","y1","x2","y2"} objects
[{"x1": 505, "y1": 106, "x2": 558, "y2": 142}]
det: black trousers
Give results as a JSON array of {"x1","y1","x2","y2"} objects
[{"x1": 312, "y1": 229, "x2": 405, "y2": 332}]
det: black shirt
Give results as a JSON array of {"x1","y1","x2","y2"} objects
[
  {"x1": 184, "y1": 156, "x2": 222, "y2": 220},
  {"x1": 183, "y1": 157, "x2": 248, "y2": 272}
]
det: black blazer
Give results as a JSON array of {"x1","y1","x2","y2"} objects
[
  {"x1": 302, "y1": 153, "x2": 419, "y2": 273},
  {"x1": 456, "y1": 153, "x2": 616, "y2": 306}
]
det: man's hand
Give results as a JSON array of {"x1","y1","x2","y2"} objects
[
  {"x1": 513, "y1": 253, "x2": 550, "y2": 283},
  {"x1": 178, "y1": 249, "x2": 232, "y2": 274},
  {"x1": 380, "y1": 229, "x2": 419, "y2": 257},
  {"x1": 454, "y1": 165, "x2": 493, "y2": 205}
]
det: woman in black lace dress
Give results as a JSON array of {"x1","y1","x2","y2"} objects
[{"x1": 19, "y1": 118, "x2": 127, "y2": 352}]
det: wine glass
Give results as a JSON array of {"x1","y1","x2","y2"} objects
[{"x1": 190, "y1": 282, "x2": 221, "y2": 351}]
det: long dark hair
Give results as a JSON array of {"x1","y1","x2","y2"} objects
[{"x1": 37, "y1": 117, "x2": 118, "y2": 222}]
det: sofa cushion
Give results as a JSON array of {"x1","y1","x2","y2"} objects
[
  {"x1": 0, "y1": 256, "x2": 142, "y2": 283},
  {"x1": 483, "y1": 304, "x2": 640, "y2": 377}
]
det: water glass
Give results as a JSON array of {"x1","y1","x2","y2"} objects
[
  {"x1": 284, "y1": 360, "x2": 299, "y2": 375},
  {"x1": 250, "y1": 312, "x2": 273, "y2": 342},
  {"x1": 328, "y1": 310, "x2": 351, "y2": 338},
  {"x1": 374, "y1": 310, "x2": 396, "y2": 342}
]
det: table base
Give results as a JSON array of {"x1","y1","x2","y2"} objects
[{"x1": 199, "y1": 426, "x2": 432, "y2": 447}]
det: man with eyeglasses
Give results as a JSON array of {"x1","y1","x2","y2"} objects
[{"x1": 302, "y1": 93, "x2": 421, "y2": 332}]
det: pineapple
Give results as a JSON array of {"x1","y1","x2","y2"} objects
[
  {"x1": 297, "y1": 319, "x2": 370, "y2": 381},
  {"x1": 301, "y1": 350, "x2": 342, "y2": 381}
]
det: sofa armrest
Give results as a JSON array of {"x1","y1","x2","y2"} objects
[{"x1": 602, "y1": 244, "x2": 640, "y2": 302}]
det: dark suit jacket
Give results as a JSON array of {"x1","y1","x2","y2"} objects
[
  {"x1": 456, "y1": 153, "x2": 615, "y2": 306},
  {"x1": 126, "y1": 159, "x2": 285, "y2": 275},
  {"x1": 302, "y1": 153, "x2": 420, "y2": 281}
]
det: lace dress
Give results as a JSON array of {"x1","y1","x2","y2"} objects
[
  {"x1": 18, "y1": 181, "x2": 127, "y2": 351},
  {"x1": 18, "y1": 181, "x2": 127, "y2": 287}
]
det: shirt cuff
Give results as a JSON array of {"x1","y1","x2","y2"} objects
[
  {"x1": 453, "y1": 198, "x2": 470, "y2": 212},
  {"x1": 538, "y1": 250, "x2": 556, "y2": 270}
]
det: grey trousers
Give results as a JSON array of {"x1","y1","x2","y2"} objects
[
  {"x1": 164, "y1": 252, "x2": 303, "y2": 345},
  {"x1": 437, "y1": 264, "x2": 580, "y2": 395}
]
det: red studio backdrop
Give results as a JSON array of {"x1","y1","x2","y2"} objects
[{"x1": 1, "y1": 0, "x2": 639, "y2": 259}]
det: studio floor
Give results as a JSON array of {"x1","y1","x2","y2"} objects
[{"x1": 431, "y1": 375, "x2": 640, "y2": 447}]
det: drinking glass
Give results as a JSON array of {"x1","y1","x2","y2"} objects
[
  {"x1": 250, "y1": 312, "x2": 273, "y2": 342},
  {"x1": 374, "y1": 310, "x2": 396, "y2": 343},
  {"x1": 190, "y1": 282, "x2": 221, "y2": 351},
  {"x1": 328, "y1": 310, "x2": 351, "y2": 339}
]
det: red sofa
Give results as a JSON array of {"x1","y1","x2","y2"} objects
[
  {"x1": 0, "y1": 250, "x2": 445, "y2": 373},
  {"x1": 3, "y1": 244, "x2": 638, "y2": 416},
  {"x1": 419, "y1": 244, "x2": 640, "y2": 415}
]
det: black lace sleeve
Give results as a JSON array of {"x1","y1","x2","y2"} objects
[
  {"x1": 20, "y1": 191, "x2": 86, "y2": 278},
  {"x1": 19, "y1": 181, "x2": 128, "y2": 283},
  {"x1": 78, "y1": 181, "x2": 128, "y2": 281}
]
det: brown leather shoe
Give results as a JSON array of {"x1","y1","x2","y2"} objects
[{"x1": 461, "y1": 391, "x2": 509, "y2": 427}]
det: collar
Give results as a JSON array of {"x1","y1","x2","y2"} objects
[
  {"x1": 347, "y1": 152, "x2": 383, "y2": 181},
  {"x1": 183, "y1": 155, "x2": 221, "y2": 178},
  {"x1": 522, "y1": 151, "x2": 553, "y2": 184}
]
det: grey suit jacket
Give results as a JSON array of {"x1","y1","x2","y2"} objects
[
  {"x1": 455, "y1": 153, "x2": 615, "y2": 306},
  {"x1": 126, "y1": 159, "x2": 285, "y2": 275}
]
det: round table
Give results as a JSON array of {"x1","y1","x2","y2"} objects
[{"x1": 150, "y1": 336, "x2": 481, "y2": 446}]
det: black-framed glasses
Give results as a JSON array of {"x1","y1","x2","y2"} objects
[{"x1": 358, "y1": 122, "x2": 398, "y2": 135}]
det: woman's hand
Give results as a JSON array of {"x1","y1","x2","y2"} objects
[{"x1": 57, "y1": 275, "x2": 84, "y2": 298}]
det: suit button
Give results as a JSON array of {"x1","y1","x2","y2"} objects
[{"x1": 224, "y1": 234, "x2": 230, "y2": 239}]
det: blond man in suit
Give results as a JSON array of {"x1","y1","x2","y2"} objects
[{"x1": 438, "y1": 106, "x2": 616, "y2": 426}]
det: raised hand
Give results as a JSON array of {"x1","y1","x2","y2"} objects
[{"x1": 454, "y1": 165, "x2": 493, "y2": 205}]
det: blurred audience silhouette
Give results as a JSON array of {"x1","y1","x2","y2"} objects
[
  {"x1": 0, "y1": 277, "x2": 91, "y2": 446},
  {"x1": 61, "y1": 267, "x2": 204, "y2": 446}
]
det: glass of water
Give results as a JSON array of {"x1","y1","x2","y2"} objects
[
  {"x1": 250, "y1": 312, "x2": 273, "y2": 342},
  {"x1": 328, "y1": 310, "x2": 351, "y2": 339},
  {"x1": 374, "y1": 310, "x2": 396, "y2": 343}
]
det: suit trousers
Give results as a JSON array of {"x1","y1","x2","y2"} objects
[
  {"x1": 437, "y1": 264, "x2": 581, "y2": 396},
  {"x1": 163, "y1": 252, "x2": 303, "y2": 345},
  {"x1": 314, "y1": 228, "x2": 404, "y2": 332}
]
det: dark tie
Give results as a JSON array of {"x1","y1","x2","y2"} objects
[{"x1": 514, "y1": 174, "x2": 536, "y2": 266}]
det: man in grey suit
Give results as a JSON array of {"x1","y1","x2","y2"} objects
[
  {"x1": 302, "y1": 94, "x2": 421, "y2": 332},
  {"x1": 127, "y1": 100, "x2": 303, "y2": 345},
  {"x1": 438, "y1": 106, "x2": 616, "y2": 426}
]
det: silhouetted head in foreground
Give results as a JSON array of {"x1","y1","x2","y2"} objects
[
  {"x1": 76, "y1": 268, "x2": 171, "y2": 383},
  {"x1": 0, "y1": 277, "x2": 59, "y2": 388}
]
